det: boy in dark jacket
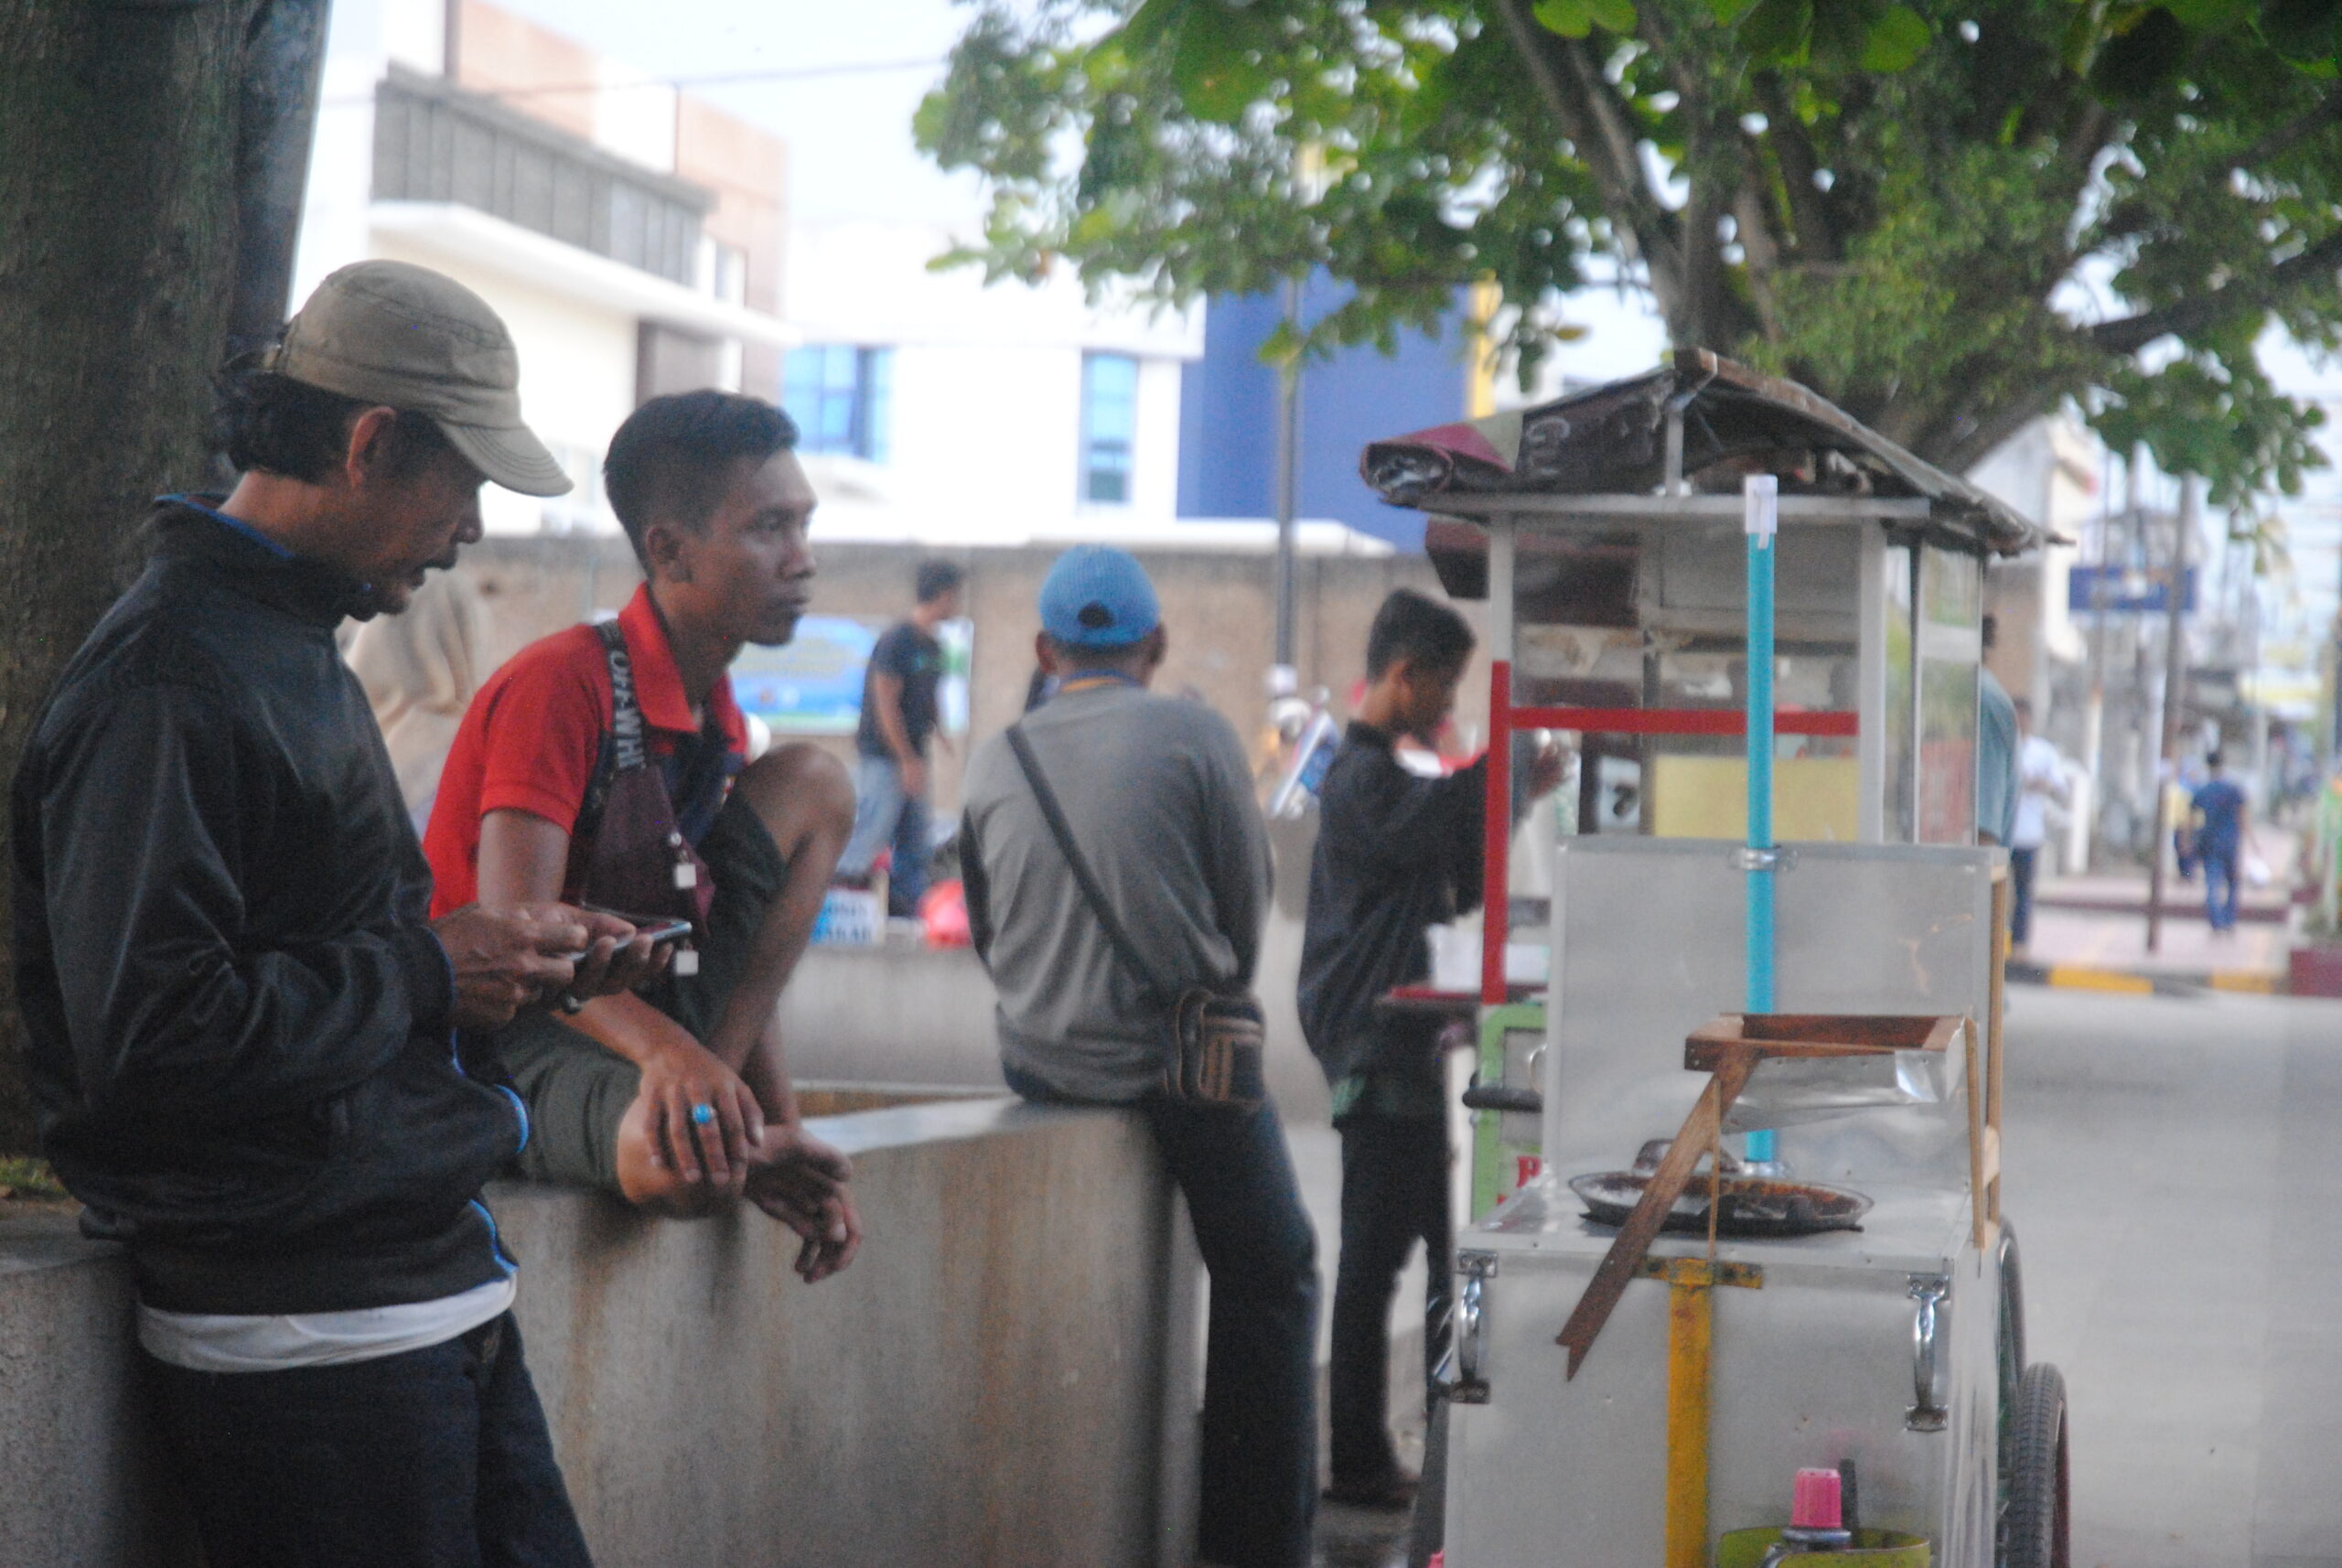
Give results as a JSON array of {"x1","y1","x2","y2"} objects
[{"x1": 1298, "y1": 588, "x2": 1558, "y2": 1508}]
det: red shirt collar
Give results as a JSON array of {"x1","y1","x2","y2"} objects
[{"x1": 617, "y1": 584, "x2": 747, "y2": 750}]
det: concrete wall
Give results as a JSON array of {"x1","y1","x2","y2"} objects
[
  {"x1": 0, "y1": 1101, "x2": 1202, "y2": 1568},
  {"x1": 779, "y1": 884, "x2": 1335, "y2": 1127},
  {"x1": 450, "y1": 533, "x2": 1487, "y2": 822}
]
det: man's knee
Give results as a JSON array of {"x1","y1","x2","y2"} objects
[{"x1": 736, "y1": 742, "x2": 854, "y2": 843}]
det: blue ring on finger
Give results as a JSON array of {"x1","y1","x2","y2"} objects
[{"x1": 690, "y1": 1102, "x2": 716, "y2": 1127}]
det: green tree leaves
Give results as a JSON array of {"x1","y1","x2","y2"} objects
[
  {"x1": 1533, "y1": 0, "x2": 1638, "y2": 38},
  {"x1": 917, "y1": 0, "x2": 2342, "y2": 496}
]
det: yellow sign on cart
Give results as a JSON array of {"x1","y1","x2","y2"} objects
[{"x1": 1650, "y1": 756, "x2": 1861, "y2": 843}]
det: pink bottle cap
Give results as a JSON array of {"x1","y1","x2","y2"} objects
[{"x1": 1790, "y1": 1467, "x2": 1843, "y2": 1530}]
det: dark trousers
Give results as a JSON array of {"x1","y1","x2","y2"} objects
[
  {"x1": 144, "y1": 1312, "x2": 591, "y2": 1568},
  {"x1": 1137, "y1": 1097, "x2": 1321, "y2": 1568},
  {"x1": 2009, "y1": 845, "x2": 2038, "y2": 945},
  {"x1": 1328, "y1": 1112, "x2": 1453, "y2": 1487},
  {"x1": 2204, "y1": 845, "x2": 2241, "y2": 930}
]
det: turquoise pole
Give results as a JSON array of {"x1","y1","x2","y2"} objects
[{"x1": 1745, "y1": 477, "x2": 1778, "y2": 1165}]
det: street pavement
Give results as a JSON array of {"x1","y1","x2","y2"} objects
[
  {"x1": 2020, "y1": 830, "x2": 2298, "y2": 987},
  {"x1": 2005, "y1": 984, "x2": 2342, "y2": 1568},
  {"x1": 1288, "y1": 981, "x2": 2342, "y2": 1567}
]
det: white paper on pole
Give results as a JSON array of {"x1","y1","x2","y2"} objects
[{"x1": 1743, "y1": 472, "x2": 1778, "y2": 542}]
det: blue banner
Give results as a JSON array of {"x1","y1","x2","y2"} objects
[{"x1": 2068, "y1": 565, "x2": 2197, "y2": 615}]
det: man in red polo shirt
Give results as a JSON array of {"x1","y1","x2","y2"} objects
[{"x1": 424, "y1": 391, "x2": 858, "y2": 1278}]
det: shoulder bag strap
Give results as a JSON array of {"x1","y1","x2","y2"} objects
[
  {"x1": 1004, "y1": 724, "x2": 1173, "y2": 1004},
  {"x1": 595, "y1": 618, "x2": 649, "y2": 772}
]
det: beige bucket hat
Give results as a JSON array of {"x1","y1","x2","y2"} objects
[{"x1": 265, "y1": 260, "x2": 572, "y2": 498}]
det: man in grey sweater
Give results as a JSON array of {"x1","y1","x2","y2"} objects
[{"x1": 961, "y1": 546, "x2": 1319, "y2": 1568}]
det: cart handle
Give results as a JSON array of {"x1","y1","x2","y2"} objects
[{"x1": 1907, "y1": 1273, "x2": 1951, "y2": 1433}]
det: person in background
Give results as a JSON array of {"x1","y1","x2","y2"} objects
[
  {"x1": 14, "y1": 260, "x2": 644, "y2": 1566},
  {"x1": 1297, "y1": 588, "x2": 1561, "y2": 1509},
  {"x1": 960, "y1": 546, "x2": 1318, "y2": 1568},
  {"x1": 1977, "y1": 614, "x2": 2018, "y2": 849},
  {"x1": 347, "y1": 568, "x2": 488, "y2": 832},
  {"x1": 840, "y1": 559, "x2": 963, "y2": 917},
  {"x1": 2008, "y1": 697, "x2": 2068, "y2": 957},
  {"x1": 2193, "y1": 749, "x2": 2251, "y2": 934},
  {"x1": 422, "y1": 391, "x2": 859, "y2": 1277}
]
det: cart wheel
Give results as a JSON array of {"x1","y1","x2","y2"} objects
[
  {"x1": 2004, "y1": 1363, "x2": 2070, "y2": 1568},
  {"x1": 1998, "y1": 1220, "x2": 2025, "y2": 1383}
]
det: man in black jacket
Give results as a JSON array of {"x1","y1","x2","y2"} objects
[
  {"x1": 1298, "y1": 588, "x2": 1559, "y2": 1509},
  {"x1": 12, "y1": 261, "x2": 650, "y2": 1568}
]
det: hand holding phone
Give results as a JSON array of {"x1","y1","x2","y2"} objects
[
  {"x1": 555, "y1": 906, "x2": 687, "y2": 1004},
  {"x1": 579, "y1": 906, "x2": 693, "y2": 948}
]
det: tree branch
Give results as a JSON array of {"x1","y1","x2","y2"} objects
[
  {"x1": 1929, "y1": 386, "x2": 2063, "y2": 476},
  {"x1": 1490, "y1": 0, "x2": 1687, "y2": 325},
  {"x1": 2236, "y1": 88, "x2": 2342, "y2": 169},
  {"x1": 1753, "y1": 72, "x2": 1840, "y2": 263},
  {"x1": 2091, "y1": 224, "x2": 2342, "y2": 356}
]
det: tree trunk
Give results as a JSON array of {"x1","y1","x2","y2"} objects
[{"x1": 0, "y1": 0, "x2": 263, "y2": 1153}]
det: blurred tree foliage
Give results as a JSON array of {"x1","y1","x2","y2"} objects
[{"x1": 919, "y1": 0, "x2": 2342, "y2": 504}]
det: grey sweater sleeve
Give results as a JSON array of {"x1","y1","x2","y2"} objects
[{"x1": 1195, "y1": 711, "x2": 1272, "y2": 986}]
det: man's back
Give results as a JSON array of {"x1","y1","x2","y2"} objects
[
  {"x1": 2194, "y1": 776, "x2": 2246, "y2": 851},
  {"x1": 962, "y1": 682, "x2": 1268, "y2": 1101}
]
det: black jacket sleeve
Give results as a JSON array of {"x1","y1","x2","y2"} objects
[
  {"x1": 33, "y1": 682, "x2": 451, "y2": 1129},
  {"x1": 1331, "y1": 753, "x2": 1488, "y2": 913}
]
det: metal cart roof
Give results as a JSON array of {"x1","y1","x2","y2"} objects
[{"x1": 1359, "y1": 349, "x2": 2047, "y2": 599}]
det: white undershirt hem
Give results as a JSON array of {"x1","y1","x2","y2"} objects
[{"x1": 137, "y1": 1274, "x2": 518, "y2": 1374}]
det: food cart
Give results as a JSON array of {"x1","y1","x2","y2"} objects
[{"x1": 1360, "y1": 351, "x2": 2070, "y2": 1567}]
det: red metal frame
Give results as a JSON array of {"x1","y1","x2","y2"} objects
[
  {"x1": 1477, "y1": 698, "x2": 1861, "y2": 1004},
  {"x1": 1482, "y1": 661, "x2": 1514, "y2": 1004},
  {"x1": 1512, "y1": 706, "x2": 1857, "y2": 737}
]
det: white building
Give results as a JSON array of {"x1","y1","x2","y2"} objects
[
  {"x1": 778, "y1": 219, "x2": 1202, "y2": 542},
  {"x1": 295, "y1": 1, "x2": 1372, "y2": 559},
  {"x1": 295, "y1": 0, "x2": 792, "y2": 536}
]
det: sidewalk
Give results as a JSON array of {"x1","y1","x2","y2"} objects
[{"x1": 2014, "y1": 832, "x2": 2295, "y2": 993}]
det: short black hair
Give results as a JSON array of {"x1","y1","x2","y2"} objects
[
  {"x1": 216, "y1": 369, "x2": 452, "y2": 485},
  {"x1": 2208, "y1": 748, "x2": 2225, "y2": 769},
  {"x1": 916, "y1": 559, "x2": 965, "y2": 606},
  {"x1": 604, "y1": 391, "x2": 797, "y2": 569},
  {"x1": 1045, "y1": 631, "x2": 1155, "y2": 676},
  {"x1": 1366, "y1": 587, "x2": 1474, "y2": 679}
]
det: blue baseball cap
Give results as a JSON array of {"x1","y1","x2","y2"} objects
[{"x1": 1039, "y1": 545, "x2": 1161, "y2": 648}]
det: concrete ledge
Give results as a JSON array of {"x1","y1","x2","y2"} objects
[{"x1": 0, "y1": 1098, "x2": 1200, "y2": 1568}]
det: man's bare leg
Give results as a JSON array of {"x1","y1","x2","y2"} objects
[{"x1": 608, "y1": 743, "x2": 861, "y2": 1272}]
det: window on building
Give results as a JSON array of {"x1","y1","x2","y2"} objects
[
  {"x1": 1081, "y1": 352, "x2": 1138, "y2": 505},
  {"x1": 701, "y1": 239, "x2": 748, "y2": 305},
  {"x1": 783, "y1": 345, "x2": 892, "y2": 463}
]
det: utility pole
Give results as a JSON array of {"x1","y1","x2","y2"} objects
[
  {"x1": 1271, "y1": 273, "x2": 1303, "y2": 674},
  {"x1": 2145, "y1": 477, "x2": 2197, "y2": 954},
  {"x1": 2084, "y1": 462, "x2": 2114, "y2": 870}
]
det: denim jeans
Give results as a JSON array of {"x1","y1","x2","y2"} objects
[
  {"x1": 2008, "y1": 845, "x2": 2038, "y2": 945},
  {"x1": 841, "y1": 753, "x2": 931, "y2": 918},
  {"x1": 1328, "y1": 1112, "x2": 1452, "y2": 1487},
  {"x1": 143, "y1": 1312, "x2": 591, "y2": 1568},
  {"x1": 1011, "y1": 1071, "x2": 1320, "y2": 1568},
  {"x1": 2203, "y1": 845, "x2": 2240, "y2": 931}
]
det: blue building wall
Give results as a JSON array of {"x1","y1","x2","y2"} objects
[{"x1": 1177, "y1": 274, "x2": 1470, "y2": 553}]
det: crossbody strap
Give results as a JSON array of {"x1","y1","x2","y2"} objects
[
  {"x1": 594, "y1": 619, "x2": 649, "y2": 772},
  {"x1": 1004, "y1": 724, "x2": 1173, "y2": 1004}
]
